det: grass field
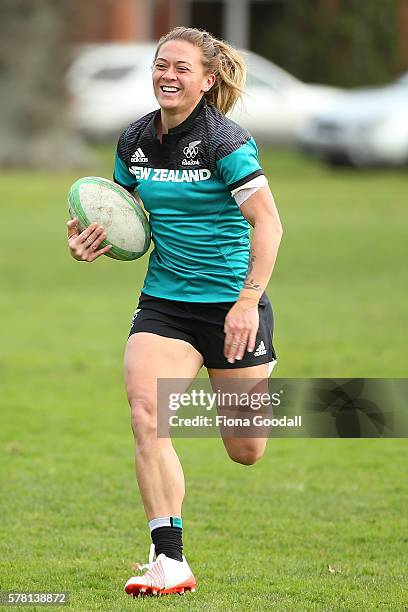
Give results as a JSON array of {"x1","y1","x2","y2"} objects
[{"x1": 1, "y1": 148, "x2": 407, "y2": 610}]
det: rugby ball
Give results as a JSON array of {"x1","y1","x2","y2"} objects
[{"x1": 67, "y1": 176, "x2": 150, "y2": 261}]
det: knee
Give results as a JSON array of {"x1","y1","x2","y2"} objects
[
  {"x1": 128, "y1": 395, "x2": 157, "y2": 442},
  {"x1": 226, "y1": 442, "x2": 266, "y2": 466}
]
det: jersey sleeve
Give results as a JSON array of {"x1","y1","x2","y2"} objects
[
  {"x1": 215, "y1": 137, "x2": 264, "y2": 192},
  {"x1": 232, "y1": 174, "x2": 269, "y2": 207},
  {"x1": 113, "y1": 130, "x2": 138, "y2": 192}
]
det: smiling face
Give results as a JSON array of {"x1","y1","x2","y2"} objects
[{"x1": 152, "y1": 40, "x2": 215, "y2": 119}]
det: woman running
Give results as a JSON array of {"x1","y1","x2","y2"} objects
[{"x1": 67, "y1": 26, "x2": 283, "y2": 597}]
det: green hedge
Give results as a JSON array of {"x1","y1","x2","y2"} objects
[{"x1": 252, "y1": 0, "x2": 404, "y2": 87}]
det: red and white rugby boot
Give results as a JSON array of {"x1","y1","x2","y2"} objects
[{"x1": 124, "y1": 544, "x2": 196, "y2": 597}]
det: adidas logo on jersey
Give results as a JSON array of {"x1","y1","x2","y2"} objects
[
  {"x1": 254, "y1": 340, "x2": 267, "y2": 357},
  {"x1": 131, "y1": 148, "x2": 148, "y2": 163}
]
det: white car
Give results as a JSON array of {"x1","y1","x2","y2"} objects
[
  {"x1": 66, "y1": 43, "x2": 342, "y2": 144},
  {"x1": 298, "y1": 73, "x2": 408, "y2": 167},
  {"x1": 230, "y1": 51, "x2": 342, "y2": 144}
]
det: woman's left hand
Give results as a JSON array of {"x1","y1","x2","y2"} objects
[{"x1": 224, "y1": 302, "x2": 259, "y2": 363}]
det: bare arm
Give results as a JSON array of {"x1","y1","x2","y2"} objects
[
  {"x1": 241, "y1": 186, "x2": 282, "y2": 293},
  {"x1": 224, "y1": 186, "x2": 283, "y2": 363}
]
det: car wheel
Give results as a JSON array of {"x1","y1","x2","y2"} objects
[{"x1": 325, "y1": 153, "x2": 354, "y2": 168}]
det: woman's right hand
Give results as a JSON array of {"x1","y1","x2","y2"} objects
[{"x1": 67, "y1": 218, "x2": 112, "y2": 262}]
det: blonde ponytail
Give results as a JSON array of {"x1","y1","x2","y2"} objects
[{"x1": 154, "y1": 27, "x2": 246, "y2": 115}]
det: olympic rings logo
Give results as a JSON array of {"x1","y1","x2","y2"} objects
[
  {"x1": 183, "y1": 140, "x2": 201, "y2": 159},
  {"x1": 183, "y1": 145, "x2": 198, "y2": 158}
]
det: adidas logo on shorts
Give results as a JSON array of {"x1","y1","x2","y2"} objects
[
  {"x1": 131, "y1": 148, "x2": 148, "y2": 163},
  {"x1": 254, "y1": 340, "x2": 267, "y2": 357},
  {"x1": 131, "y1": 308, "x2": 141, "y2": 323}
]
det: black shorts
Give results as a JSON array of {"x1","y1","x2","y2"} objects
[{"x1": 128, "y1": 292, "x2": 277, "y2": 370}]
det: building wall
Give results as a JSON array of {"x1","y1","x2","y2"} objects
[
  {"x1": 109, "y1": 0, "x2": 151, "y2": 41},
  {"x1": 70, "y1": 0, "x2": 408, "y2": 69},
  {"x1": 71, "y1": 0, "x2": 189, "y2": 43},
  {"x1": 71, "y1": 0, "x2": 154, "y2": 42},
  {"x1": 152, "y1": 0, "x2": 190, "y2": 38}
]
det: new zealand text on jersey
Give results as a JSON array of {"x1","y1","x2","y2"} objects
[{"x1": 129, "y1": 166, "x2": 211, "y2": 183}]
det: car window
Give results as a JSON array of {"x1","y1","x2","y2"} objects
[
  {"x1": 397, "y1": 73, "x2": 408, "y2": 86},
  {"x1": 92, "y1": 66, "x2": 135, "y2": 81},
  {"x1": 244, "y1": 53, "x2": 299, "y2": 92},
  {"x1": 246, "y1": 73, "x2": 274, "y2": 90}
]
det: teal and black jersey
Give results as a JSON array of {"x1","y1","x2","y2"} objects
[{"x1": 113, "y1": 97, "x2": 264, "y2": 302}]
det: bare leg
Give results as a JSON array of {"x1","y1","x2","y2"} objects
[
  {"x1": 207, "y1": 363, "x2": 270, "y2": 465},
  {"x1": 124, "y1": 333, "x2": 203, "y2": 520}
]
